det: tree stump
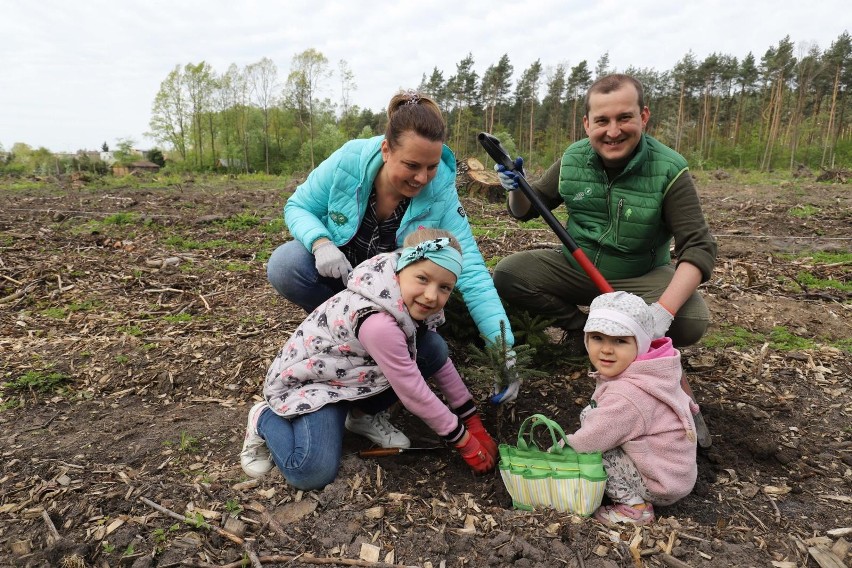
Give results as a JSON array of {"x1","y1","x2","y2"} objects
[{"x1": 457, "y1": 157, "x2": 505, "y2": 203}]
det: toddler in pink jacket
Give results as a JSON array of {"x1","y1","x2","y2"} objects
[{"x1": 564, "y1": 291, "x2": 698, "y2": 526}]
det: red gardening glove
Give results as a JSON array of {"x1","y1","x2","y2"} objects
[
  {"x1": 455, "y1": 433, "x2": 495, "y2": 475},
  {"x1": 463, "y1": 414, "x2": 498, "y2": 462}
]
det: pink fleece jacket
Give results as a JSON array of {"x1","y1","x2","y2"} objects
[{"x1": 566, "y1": 338, "x2": 698, "y2": 505}]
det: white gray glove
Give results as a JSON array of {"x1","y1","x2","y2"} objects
[
  {"x1": 491, "y1": 350, "x2": 520, "y2": 404},
  {"x1": 314, "y1": 242, "x2": 352, "y2": 284},
  {"x1": 649, "y1": 302, "x2": 674, "y2": 339}
]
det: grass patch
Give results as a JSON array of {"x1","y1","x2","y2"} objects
[
  {"x1": 40, "y1": 299, "x2": 100, "y2": 320},
  {"x1": 164, "y1": 236, "x2": 242, "y2": 250},
  {"x1": 162, "y1": 313, "x2": 194, "y2": 323},
  {"x1": 792, "y1": 271, "x2": 852, "y2": 293},
  {"x1": 223, "y1": 262, "x2": 252, "y2": 272},
  {"x1": 262, "y1": 218, "x2": 286, "y2": 234},
  {"x1": 41, "y1": 307, "x2": 68, "y2": 319},
  {"x1": 221, "y1": 213, "x2": 261, "y2": 231},
  {"x1": 1, "y1": 370, "x2": 71, "y2": 406},
  {"x1": 103, "y1": 212, "x2": 138, "y2": 225},
  {"x1": 703, "y1": 325, "x2": 823, "y2": 351},
  {"x1": 788, "y1": 204, "x2": 819, "y2": 218},
  {"x1": 120, "y1": 325, "x2": 144, "y2": 336}
]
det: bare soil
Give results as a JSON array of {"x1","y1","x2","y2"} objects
[{"x1": 1, "y1": 173, "x2": 850, "y2": 568}]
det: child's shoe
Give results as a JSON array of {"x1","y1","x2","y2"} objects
[
  {"x1": 345, "y1": 410, "x2": 411, "y2": 448},
  {"x1": 594, "y1": 503, "x2": 655, "y2": 526},
  {"x1": 240, "y1": 401, "x2": 273, "y2": 478}
]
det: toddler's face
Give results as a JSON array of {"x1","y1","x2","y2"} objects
[
  {"x1": 585, "y1": 332, "x2": 638, "y2": 377},
  {"x1": 397, "y1": 259, "x2": 456, "y2": 321}
]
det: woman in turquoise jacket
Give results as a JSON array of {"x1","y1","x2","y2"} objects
[{"x1": 266, "y1": 91, "x2": 520, "y2": 448}]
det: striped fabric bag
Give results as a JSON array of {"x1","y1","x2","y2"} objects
[{"x1": 498, "y1": 414, "x2": 607, "y2": 516}]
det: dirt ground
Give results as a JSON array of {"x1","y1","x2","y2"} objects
[{"x1": 0, "y1": 172, "x2": 850, "y2": 568}]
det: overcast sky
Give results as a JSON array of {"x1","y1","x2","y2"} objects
[{"x1": 1, "y1": 1, "x2": 848, "y2": 153}]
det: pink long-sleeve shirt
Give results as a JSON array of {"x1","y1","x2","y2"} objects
[{"x1": 358, "y1": 312, "x2": 472, "y2": 439}]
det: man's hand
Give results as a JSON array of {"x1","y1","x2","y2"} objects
[
  {"x1": 649, "y1": 302, "x2": 674, "y2": 339},
  {"x1": 314, "y1": 241, "x2": 353, "y2": 284},
  {"x1": 494, "y1": 157, "x2": 525, "y2": 191}
]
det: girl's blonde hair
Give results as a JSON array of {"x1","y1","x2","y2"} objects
[
  {"x1": 402, "y1": 228, "x2": 462, "y2": 255},
  {"x1": 385, "y1": 90, "x2": 446, "y2": 149}
]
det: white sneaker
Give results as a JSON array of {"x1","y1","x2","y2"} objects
[
  {"x1": 345, "y1": 410, "x2": 411, "y2": 449},
  {"x1": 240, "y1": 401, "x2": 273, "y2": 478}
]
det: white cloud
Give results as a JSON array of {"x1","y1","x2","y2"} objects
[{"x1": 1, "y1": 0, "x2": 847, "y2": 152}]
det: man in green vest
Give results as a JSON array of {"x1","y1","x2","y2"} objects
[{"x1": 492, "y1": 73, "x2": 716, "y2": 447}]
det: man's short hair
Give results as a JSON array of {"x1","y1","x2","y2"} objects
[{"x1": 584, "y1": 74, "x2": 645, "y2": 116}]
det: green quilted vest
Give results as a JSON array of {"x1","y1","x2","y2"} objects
[{"x1": 557, "y1": 135, "x2": 689, "y2": 280}]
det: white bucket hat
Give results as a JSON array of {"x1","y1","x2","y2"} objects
[{"x1": 583, "y1": 291, "x2": 654, "y2": 354}]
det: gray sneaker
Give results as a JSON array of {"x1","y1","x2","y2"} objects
[
  {"x1": 345, "y1": 410, "x2": 411, "y2": 449},
  {"x1": 240, "y1": 401, "x2": 273, "y2": 478}
]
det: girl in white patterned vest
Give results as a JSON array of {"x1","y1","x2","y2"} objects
[{"x1": 240, "y1": 229, "x2": 498, "y2": 489}]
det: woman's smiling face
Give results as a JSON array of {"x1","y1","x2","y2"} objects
[{"x1": 379, "y1": 131, "x2": 443, "y2": 199}]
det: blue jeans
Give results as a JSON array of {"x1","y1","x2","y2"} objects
[
  {"x1": 256, "y1": 403, "x2": 349, "y2": 490},
  {"x1": 267, "y1": 240, "x2": 449, "y2": 379}
]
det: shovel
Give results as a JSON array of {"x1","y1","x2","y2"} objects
[
  {"x1": 358, "y1": 446, "x2": 444, "y2": 458},
  {"x1": 478, "y1": 132, "x2": 613, "y2": 293}
]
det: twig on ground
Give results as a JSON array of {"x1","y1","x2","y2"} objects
[
  {"x1": 658, "y1": 553, "x2": 695, "y2": 568},
  {"x1": 24, "y1": 412, "x2": 59, "y2": 432},
  {"x1": 41, "y1": 510, "x2": 61, "y2": 545},
  {"x1": 138, "y1": 495, "x2": 244, "y2": 545},
  {"x1": 243, "y1": 539, "x2": 263, "y2": 568},
  {"x1": 244, "y1": 501, "x2": 300, "y2": 545},
  {"x1": 741, "y1": 504, "x2": 768, "y2": 531},
  {"x1": 766, "y1": 493, "x2": 782, "y2": 524}
]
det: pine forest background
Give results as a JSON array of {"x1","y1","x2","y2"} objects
[{"x1": 3, "y1": 33, "x2": 851, "y2": 177}]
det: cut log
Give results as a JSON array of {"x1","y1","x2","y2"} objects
[{"x1": 465, "y1": 168, "x2": 505, "y2": 203}]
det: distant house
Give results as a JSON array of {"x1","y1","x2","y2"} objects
[{"x1": 112, "y1": 160, "x2": 161, "y2": 176}]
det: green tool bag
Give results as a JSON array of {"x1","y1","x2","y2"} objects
[{"x1": 498, "y1": 414, "x2": 607, "y2": 516}]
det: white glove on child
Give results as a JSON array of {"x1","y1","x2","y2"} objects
[
  {"x1": 649, "y1": 302, "x2": 674, "y2": 339},
  {"x1": 314, "y1": 241, "x2": 352, "y2": 284}
]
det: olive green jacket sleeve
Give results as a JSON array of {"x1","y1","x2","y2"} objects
[{"x1": 662, "y1": 171, "x2": 717, "y2": 282}]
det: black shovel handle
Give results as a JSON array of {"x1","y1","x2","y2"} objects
[{"x1": 478, "y1": 132, "x2": 614, "y2": 293}]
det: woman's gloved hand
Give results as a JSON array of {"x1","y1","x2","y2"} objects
[
  {"x1": 463, "y1": 414, "x2": 498, "y2": 462},
  {"x1": 454, "y1": 432, "x2": 495, "y2": 474},
  {"x1": 313, "y1": 241, "x2": 353, "y2": 284}
]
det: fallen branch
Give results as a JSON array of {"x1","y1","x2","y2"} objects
[
  {"x1": 24, "y1": 412, "x2": 59, "y2": 433},
  {"x1": 138, "y1": 496, "x2": 244, "y2": 545},
  {"x1": 180, "y1": 555, "x2": 418, "y2": 568},
  {"x1": 658, "y1": 553, "x2": 695, "y2": 568},
  {"x1": 42, "y1": 510, "x2": 61, "y2": 545},
  {"x1": 244, "y1": 501, "x2": 300, "y2": 545}
]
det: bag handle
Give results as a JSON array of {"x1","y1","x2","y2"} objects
[{"x1": 516, "y1": 414, "x2": 569, "y2": 454}]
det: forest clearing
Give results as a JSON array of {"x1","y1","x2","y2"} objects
[{"x1": 0, "y1": 171, "x2": 850, "y2": 568}]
